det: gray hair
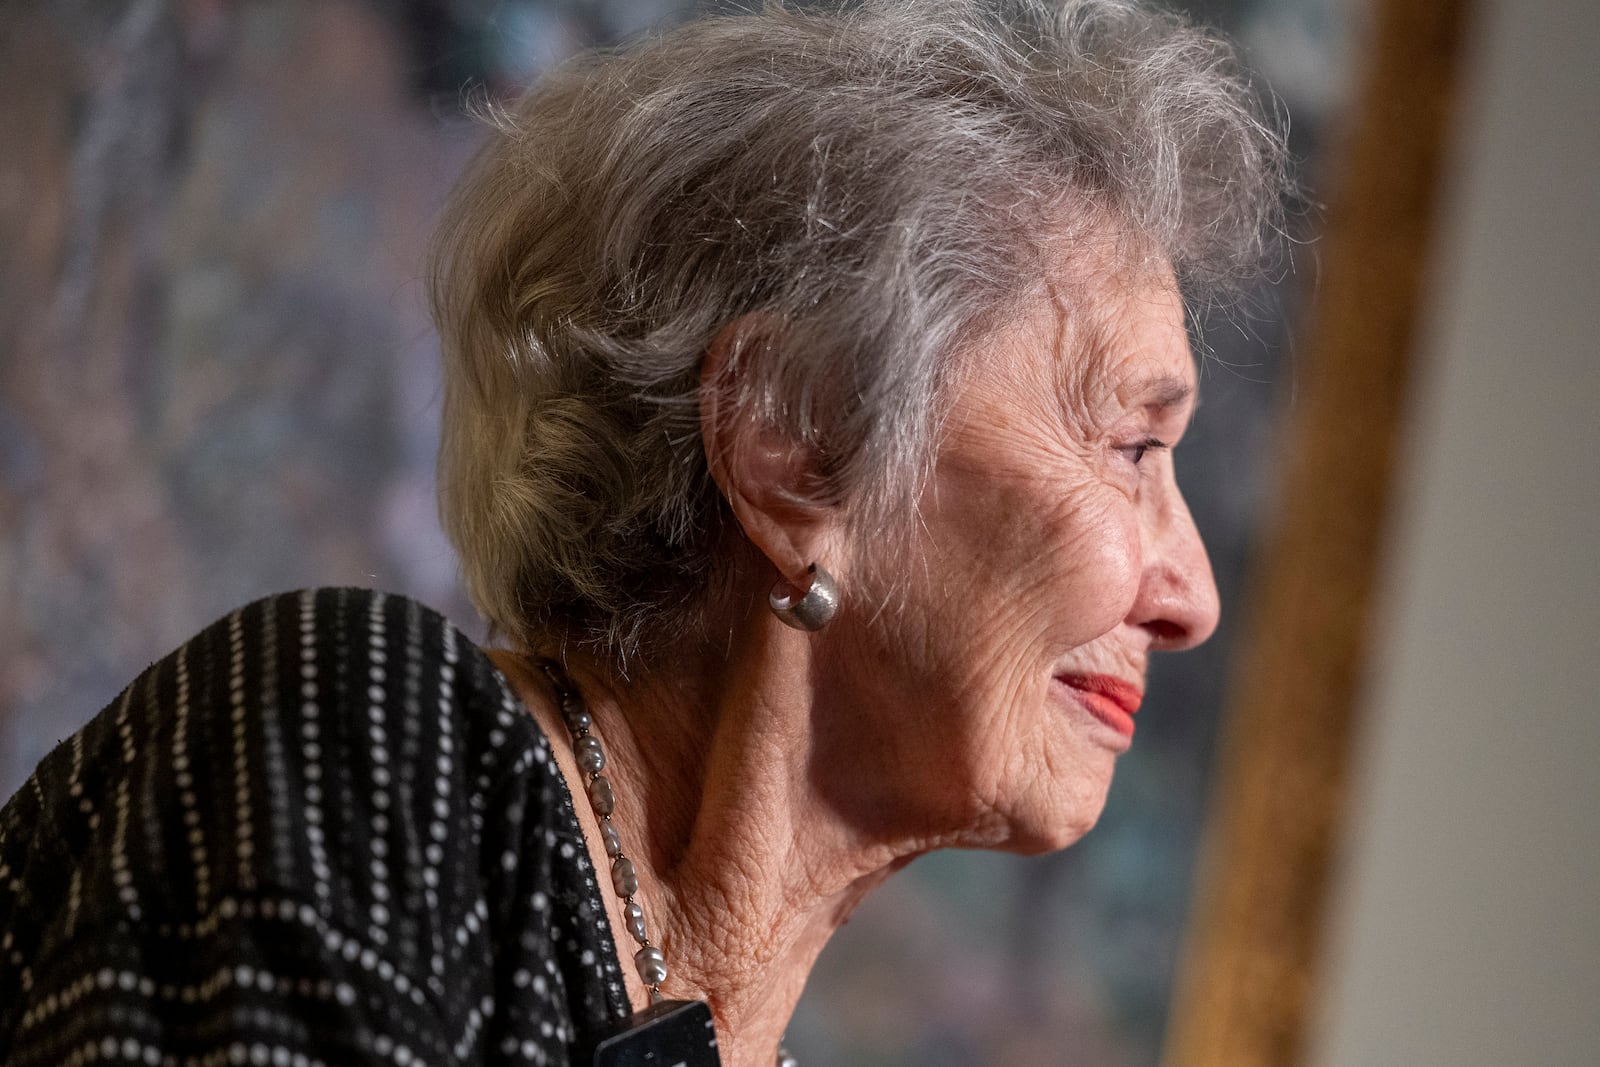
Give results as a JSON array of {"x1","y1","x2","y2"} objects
[{"x1": 431, "y1": 0, "x2": 1289, "y2": 659}]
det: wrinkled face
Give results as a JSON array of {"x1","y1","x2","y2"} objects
[{"x1": 817, "y1": 259, "x2": 1219, "y2": 855}]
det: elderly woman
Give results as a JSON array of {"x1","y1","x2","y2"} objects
[{"x1": 0, "y1": 1, "x2": 1285, "y2": 1064}]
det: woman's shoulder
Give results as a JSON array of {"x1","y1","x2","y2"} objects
[
  {"x1": 0, "y1": 588, "x2": 558, "y2": 917},
  {"x1": 3, "y1": 588, "x2": 549, "y2": 833},
  {"x1": 0, "y1": 588, "x2": 625, "y2": 1061}
]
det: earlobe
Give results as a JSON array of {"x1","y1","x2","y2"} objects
[{"x1": 699, "y1": 317, "x2": 837, "y2": 589}]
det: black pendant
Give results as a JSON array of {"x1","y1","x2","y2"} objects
[{"x1": 591, "y1": 999, "x2": 722, "y2": 1066}]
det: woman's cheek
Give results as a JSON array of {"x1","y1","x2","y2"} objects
[{"x1": 1049, "y1": 494, "x2": 1143, "y2": 646}]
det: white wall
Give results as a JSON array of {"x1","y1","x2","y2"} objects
[{"x1": 1309, "y1": 2, "x2": 1600, "y2": 1064}]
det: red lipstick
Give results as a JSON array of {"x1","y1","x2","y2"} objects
[{"x1": 1056, "y1": 673, "x2": 1143, "y2": 738}]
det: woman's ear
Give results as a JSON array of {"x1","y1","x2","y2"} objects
[{"x1": 700, "y1": 317, "x2": 835, "y2": 588}]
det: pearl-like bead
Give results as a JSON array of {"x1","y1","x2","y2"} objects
[
  {"x1": 575, "y1": 734, "x2": 605, "y2": 773},
  {"x1": 611, "y1": 856, "x2": 638, "y2": 897},
  {"x1": 561, "y1": 698, "x2": 591, "y2": 733},
  {"x1": 624, "y1": 900, "x2": 648, "y2": 944},
  {"x1": 634, "y1": 944, "x2": 668, "y2": 986},
  {"x1": 587, "y1": 775, "x2": 615, "y2": 815},
  {"x1": 601, "y1": 821, "x2": 622, "y2": 858}
]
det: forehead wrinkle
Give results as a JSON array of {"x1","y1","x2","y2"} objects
[
  {"x1": 1064, "y1": 294, "x2": 1179, "y2": 427},
  {"x1": 1061, "y1": 276, "x2": 1179, "y2": 393},
  {"x1": 1041, "y1": 281, "x2": 1120, "y2": 429},
  {"x1": 1102, "y1": 281, "x2": 1196, "y2": 420},
  {"x1": 984, "y1": 242, "x2": 1188, "y2": 437}
]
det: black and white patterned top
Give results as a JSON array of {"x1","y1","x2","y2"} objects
[{"x1": 0, "y1": 588, "x2": 630, "y2": 1066}]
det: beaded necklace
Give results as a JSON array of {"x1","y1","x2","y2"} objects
[{"x1": 539, "y1": 660, "x2": 798, "y2": 1067}]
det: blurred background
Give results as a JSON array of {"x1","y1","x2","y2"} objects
[{"x1": 4, "y1": 1, "x2": 1593, "y2": 1065}]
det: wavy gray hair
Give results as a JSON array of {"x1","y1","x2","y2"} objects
[{"x1": 431, "y1": 0, "x2": 1289, "y2": 658}]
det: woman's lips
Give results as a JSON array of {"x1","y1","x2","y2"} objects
[{"x1": 1056, "y1": 673, "x2": 1143, "y2": 738}]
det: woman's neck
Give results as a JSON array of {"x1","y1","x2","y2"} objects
[{"x1": 488, "y1": 621, "x2": 912, "y2": 1067}]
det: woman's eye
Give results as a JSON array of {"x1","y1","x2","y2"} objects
[{"x1": 1121, "y1": 437, "x2": 1168, "y2": 466}]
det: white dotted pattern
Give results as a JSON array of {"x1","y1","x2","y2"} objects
[
  {"x1": 229, "y1": 610, "x2": 258, "y2": 894},
  {"x1": 298, "y1": 591, "x2": 333, "y2": 909},
  {"x1": 0, "y1": 589, "x2": 629, "y2": 1065},
  {"x1": 365, "y1": 593, "x2": 393, "y2": 948},
  {"x1": 173, "y1": 645, "x2": 211, "y2": 914},
  {"x1": 111, "y1": 685, "x2": 139, "y2": 922}
]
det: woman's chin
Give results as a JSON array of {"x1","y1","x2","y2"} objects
[
  {"x1": 933, "y1": 741, "x2": 1120, "y2": 856},
  {"x1": 1007, "y1": 807, "x2": 1107, "y2": 855},
  {"x1": 964, "y1": 786, "x2": 1112, "y2": 857}
]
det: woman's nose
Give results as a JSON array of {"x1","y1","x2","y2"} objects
[{"x1": 1129, "y1": 486, "x2": 1220, "y2": 652}]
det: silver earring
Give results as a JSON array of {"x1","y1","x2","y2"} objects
[{"x1": 768, "y1": 563, "x2": 839, "y2": 632}]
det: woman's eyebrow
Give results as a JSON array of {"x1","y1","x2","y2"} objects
[{"x1": 1139, "y1": 376, "x2": 1195, "y2": 411}]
